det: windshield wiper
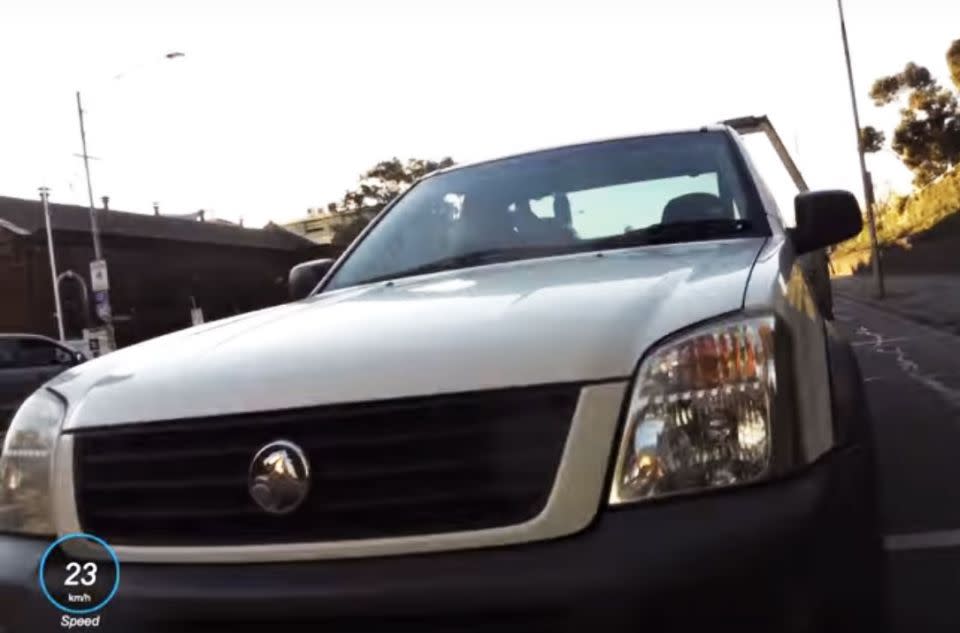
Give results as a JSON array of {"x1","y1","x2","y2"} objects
[
  {"x1": 357, "y1": 244, "x2": 578, "y2": 285},
  {"x1": 351, "y1": 220, "x2": 754, "y2": 286},
  {"x1": 591, "y1": 218, "x2": 754, "y2": 249}
]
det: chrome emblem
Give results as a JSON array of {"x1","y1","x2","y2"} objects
[{"x1": 248, "y1": 440, "x2": 311, "y2": 515}]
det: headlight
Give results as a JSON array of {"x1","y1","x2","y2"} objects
[
  {"x1": 610, "y1": 316, "x2": 776, "y2": 505},
  {"x1": 0, "y1": 389, "x2": 65, "y2": 534}
]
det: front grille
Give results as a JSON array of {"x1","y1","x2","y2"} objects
[{"x1": 72, "y1": 385, "x2": 579, "y2": 546}]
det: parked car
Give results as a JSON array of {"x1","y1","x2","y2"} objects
[
  {"x1": 0, "y1": 123, "x2": 881, "y2": 631},
  {"x1": 0, "y1": 334, "x2": 84, "y2": 439}
]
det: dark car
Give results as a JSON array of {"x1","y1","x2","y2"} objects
[{"x1": 0, "y1": 334, "x2": 84, "y2": 438}]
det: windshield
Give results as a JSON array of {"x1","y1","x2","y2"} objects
[{"x1": 325, "y1": 131, "x2": 763, "y2": 291}]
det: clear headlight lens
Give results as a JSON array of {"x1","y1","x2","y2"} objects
[
  {"x1": 0, "y1": 389, "x2": 65, "y2": 534},
  {"x1": 610, "y1": 316, "x2": 776, "y2": 504}
]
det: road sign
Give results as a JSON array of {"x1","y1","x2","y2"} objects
[
  {"x1": 94, "y1": 290, "x2": 112, "y2": 322},
  {"x1": 90, "y1": 259, "x2": 109, "y2": 292},
  {"x1": 83, "y1": 326, "x2": 114, "y2": 358}
]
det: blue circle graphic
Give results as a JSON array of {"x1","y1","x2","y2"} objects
[{"x1": 38, "y1": 532, "x2": 120, "y2": 615}]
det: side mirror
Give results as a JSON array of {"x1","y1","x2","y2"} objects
[
  {"x1": 790, "y1": 190, "x2": 863, "y2": 255},
  {"x1": 288, "y1": 258, "x2": 334, "y2": 300},
  {"x1": 74, "y1": 352, "x2": 86, "y2": 365}
]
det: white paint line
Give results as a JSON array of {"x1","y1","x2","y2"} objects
[
  {"x1": 854, "y1": 325, "x2": 960, "y2": 409},
  {"x1": 851, "y1": 336, "x2": 914, "y2": 347},
  {"x1": 863, "y1": 373, "x2": 960, "y2": 383},
  {"x1": 835, "y1": 296, "x2": 960, "y2": 342},
  {"x1": 886, "y1": 529, "x2": 960, "y2": 551},
  {"x1": 845, "y1": 324, "x2": 960, "y2": 344}
]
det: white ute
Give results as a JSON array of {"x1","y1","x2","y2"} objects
[{"x1": 0, "y1": 119, "x2": 883, "y2": 632}]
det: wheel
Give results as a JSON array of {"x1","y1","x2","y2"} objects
[{"x1": 821, "y1": 322, "x2": 887, "y2": 632}]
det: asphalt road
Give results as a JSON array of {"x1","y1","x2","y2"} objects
[{"x1": 833, "y1": 294, "x2": 960, "y2": 633}]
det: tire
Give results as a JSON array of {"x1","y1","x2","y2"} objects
[{"x1": 822, "y1": 322, "x2": 887, "y2": 632}]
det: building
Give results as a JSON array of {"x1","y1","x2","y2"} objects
[
  {"x1": 0, "y1": 196, "x2": 339, "y2": 348},
  {"x1": 283, "y1": 207, "x2": 372, "y2": 244}
]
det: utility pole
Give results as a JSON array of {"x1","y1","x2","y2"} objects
[
  {"x1": 40, "y1": 188, "x2": 65, "y2": 341},
  {"x1": 837, "y1": 0, "x2": 884, "y2": 298},
  {"x1": 75, "y1": 91, "x2": 103, "y2": 260},
  {"x1": 71, "y1": 51, "x2": 184, "y2": 340},
  {"x1": 76, "y1": 91, "x2": 114, "y2": 336}
]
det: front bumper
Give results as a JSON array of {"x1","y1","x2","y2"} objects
[{"x1": 0, "y1": 445, "x2": 880, "y2": 633}]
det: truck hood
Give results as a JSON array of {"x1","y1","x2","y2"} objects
[{"x1": 54, "y1": 238, "x2": 765, "y2": 429}]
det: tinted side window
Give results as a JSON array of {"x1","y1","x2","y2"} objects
[{"x1": 16, "y1": 339, "x2": 70, "y2": 367}]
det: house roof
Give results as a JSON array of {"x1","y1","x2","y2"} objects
[{"x1": 0, "y1": 196, "x2": 314, "y2": 251}]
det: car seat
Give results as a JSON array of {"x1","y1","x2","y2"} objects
[{"x1": 661, "y1": 193, "x2": 731, "y2": 224}]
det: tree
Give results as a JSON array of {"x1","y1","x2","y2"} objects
[
  {"x1": 331, "y1": 214, "x2": 375, "y2": 246},
  {"x1": 869, "y1": 54, "x2": 960, "y2": 186},
  {"x1": 948, "y1": 38, "x2": 960, "y2": 91},
  {"x1": 859, "y1": 126, "x2": 885, "y2": 153},
  {"x1": 330, "y1": 157, "x2": 454, "y2": 245}
]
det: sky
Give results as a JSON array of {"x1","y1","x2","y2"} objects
[{"x1": 0, "y1": 0, "x2": 957, "y2": 227}]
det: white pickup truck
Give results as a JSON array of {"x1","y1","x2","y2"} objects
[{"x1": 1, "y1": 120, "x2": 881, "y2": 632}]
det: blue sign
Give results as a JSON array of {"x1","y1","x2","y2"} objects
[{"x1": 94, "y1": 291, "x2": 111, "y2": 322}]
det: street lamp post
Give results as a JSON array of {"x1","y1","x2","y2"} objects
[
  {"x1": 75, "y1": 91, "x2": 103, "y2": 261},
  {"x1": 837, "y1": 0, "x2": 884, "y2": 298},
  {"x1": 74, "y1": 51, "x2": 186, "y2": 332},
  {"x1": 39, "y1": 187, "x2": 65, "y2": 341}
]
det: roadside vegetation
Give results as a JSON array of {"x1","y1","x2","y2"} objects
[
  {"x1": 326, "y1": 157, "x2": 454, "y2": 245},
  {"x1": 836, "y1": 36, "x2": 960, "y2": 258},
  {"x1": 833, "y1": 165, "x2": 960, "y2": 256}
]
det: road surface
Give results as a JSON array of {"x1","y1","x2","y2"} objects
[{"x1": 834, "y1": 294, "x2": 960, "y2": 633}]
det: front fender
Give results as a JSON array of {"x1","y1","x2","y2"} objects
[{"x1": 824, "y1": 321, "x2": 872, "y2": 449}]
